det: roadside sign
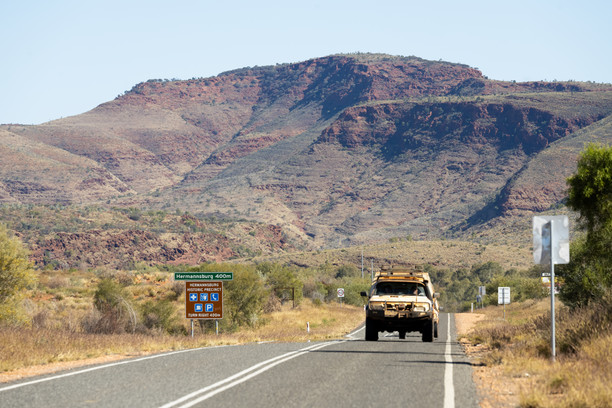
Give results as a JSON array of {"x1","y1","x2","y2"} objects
[
  {"x1": 185, "y1": 281, "x2": 223, "y2": 319},
  {"x1": 175, "y1": 272, "x2": 233, "y2": 281},
  {"x1": 478, "y1": 286, "x2": 486, "y2": 296},
  {"x1": 533, "y1": 216, "x2": 570, "y2": 265},
  {"x1": 498, "y1": 287, "x2": 510, "y2": 305},
  {"x1": 533, "y1": 215, "x2": 570, "y2": 362},
  {"x1": 337, "y1": 288, "x2": 345, "y2": 298}
]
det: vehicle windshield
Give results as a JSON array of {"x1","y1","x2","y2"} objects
[{"x1": 373, "y1": 282, "x2": 425, "y2": 296}]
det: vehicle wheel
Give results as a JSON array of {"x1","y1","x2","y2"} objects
[
  {"x1": 422, "y1": 319, "x2": 434, "y2": 342},
  {"x1": 365, "y1": 318, "x2": 378, "y2": 341},
  {"x1": 434, "y1": 321, "x2": 439, "y2": 338},
  {"x1": 398, "y1": 331, "x2": 406, "y2": 340}
]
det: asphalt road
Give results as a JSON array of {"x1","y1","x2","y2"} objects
[{"x1": 0, "y1": 313, "x2": 478, "y2": 407}]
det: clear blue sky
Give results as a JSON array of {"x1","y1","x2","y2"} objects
[{"x1": 1, "y1": 0, "x2": 610, "y2": 125}]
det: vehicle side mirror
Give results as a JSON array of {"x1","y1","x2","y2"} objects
[
  {"x1": 360, "y1": 291, "x2": 368, "y2": 297},
  {"x1": 434, "y1": 293, "x2": 440, "y2": 299}
]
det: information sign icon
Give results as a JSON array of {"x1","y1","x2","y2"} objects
[
  {"x1": 205, "y1": 304, "x2": 213, "y2": 312},
  {"x1": 211, "y1": 293, "x2": 219, "y2": 301},
  {"x1": 200, "y1": 293, "x2": 208, "y2": 302},
  {"x1": 195, "y1": 303, "x2": 203, "y2": 312},
  {"x1": 189, "y1": 293, "x2": 198, "y2": 302}
]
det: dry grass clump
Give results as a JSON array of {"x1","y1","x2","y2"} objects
[
  {"x1": 462, "y1": 298, "x2": 612, "y2": 407},
  {"x1": 238, "y1": 301, "x2": 363, "y2": 343},
  {"x1": 0, "y1": 299, "x2": 363, "y2": 377}
]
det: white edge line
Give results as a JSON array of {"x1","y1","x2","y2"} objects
[
  {"x1": 346, "y1": 323, "x2": 365, "y2": 339},
  {"x1": 0, "y1": 344, "x2": 235, "y2": 393},
  {"x1": 444, "y1": 313, "x2": 455, "y2": 408},
  {"x1": 172, "y1": 341, "x2": 339, "y2": 408}
]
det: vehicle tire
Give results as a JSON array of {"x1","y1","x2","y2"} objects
[
  {"x1": 434, "y1": 321, "x2": 439, "y2": 338},
  {"x1": 398, "y1": 331, "x2": 406, "y2": 340},
  {"x1": 365, "y1": 318, "x2": 378, "y2": 341},
  {"x1": 422, "y1": 319, "x2": 434, "y2": 342}
]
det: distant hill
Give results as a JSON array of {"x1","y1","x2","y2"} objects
[{"x1": 1, "y1": 53, "x2": 611, "y2": 255}]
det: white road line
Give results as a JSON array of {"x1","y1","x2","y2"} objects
[
  {"x1": 0, "y1": 345, "x2": 234, "y2": 393},
  {"x1": 444, "y1": 313, "x2": 455, "y2": 408},
  {"x1": 346, "y1": 324, "x2": 365, "y2": 339},
  {"x1": 160, "y1": 341, "x2": 340, "y2": 408}
]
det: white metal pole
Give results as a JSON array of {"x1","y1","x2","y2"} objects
[{"x1": 550, "y1": 220, "x2": 556, "y2": 362}]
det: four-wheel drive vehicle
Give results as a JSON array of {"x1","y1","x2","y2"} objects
[{"x1": 360, "y1": 268, "x2": 440, "y2": 342}]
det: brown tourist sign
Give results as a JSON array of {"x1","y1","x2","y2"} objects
[{"x1": 185, "y1": 281, "x2": 223, "y2": 319}]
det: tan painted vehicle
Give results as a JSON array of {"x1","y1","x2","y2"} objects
[{"x1": 361, "y1": 267, "x2": 440, "y2": 342}]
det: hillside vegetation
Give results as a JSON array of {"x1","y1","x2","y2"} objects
[{"x1": 1, "y1": 54, "x2": 611, "y2": 250}]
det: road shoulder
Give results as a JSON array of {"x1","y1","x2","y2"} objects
[{"x1": 454, "y1": 313, "x2": 519, "y2": 408}]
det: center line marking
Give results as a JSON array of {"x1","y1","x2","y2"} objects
[{"x1": 444, "y1": 313, "x2": 455, "y2": 408}]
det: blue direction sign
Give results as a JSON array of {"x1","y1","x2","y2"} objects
[
  {"x1": 200, "y1": 293, "x2": 208, "y2": 302},
  {"x1": 211, "y1": 293, "x2": 219, "y2": 302},
  {"x1": 189, "y1": 293, "x2": 197, "y2": 302}
]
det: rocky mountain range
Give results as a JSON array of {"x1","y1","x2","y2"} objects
[{"x1": 2, "y1": 53, "x2": 612, "y2": 254}]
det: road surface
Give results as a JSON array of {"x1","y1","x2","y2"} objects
[{"x1": 0, "y1": 313, "x2": 478, "y2": 407}]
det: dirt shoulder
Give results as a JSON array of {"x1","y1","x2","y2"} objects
[{"x1": 455, "y1": 313, "x2": 519, "y2": 408}]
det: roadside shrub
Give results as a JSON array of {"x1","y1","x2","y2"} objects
[
  {"x1": 335, "y1": 264, "x2": 359, "y2": 279},
  {"x1": 339, "y1": 277, "x2": 370, "y2": 307},
  {"x1": 224, "y1": 268, "x2": 268, "y2": 328},
  {"x1": 90, "y1": 278, "x2": 137, "y2": 333},
  {"x1": 556, "y1": 292, "x2": 612, "y2": 354},
  {"x1": 191, "y1": 263, "x2": 268, "y2": 329},
  {"x1": 0, "y1": 223, "x2": 35, "y2": 325},
  {"x1": 140, "y1": 299, "x2": 181, "y2": 334},
  {"x1": 263, "y1": 265, "x2": 303, "y2": 305}
]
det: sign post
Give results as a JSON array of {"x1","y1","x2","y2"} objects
[
  {"x1": 337, "y1": 288, "x2": 345, "y2": 307},
  {"x1": 498, "y1": 287, "x2": 510, "y2": 319},
  {"x1": 478, "y1": 286, "x2": 486, "y2": 309},
  {"x1": 176, "y1": 272, "x2": 233, "y2": 336},
  {"x1": 533, "y1": 216, "x2": 570, "y2": 362}
]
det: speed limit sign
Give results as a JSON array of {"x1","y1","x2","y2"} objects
[{"x1": 337, "y1": 288, "x2": 345, "y2": 298}]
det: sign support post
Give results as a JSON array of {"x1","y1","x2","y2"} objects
[{"x1": 533, "y1": 216, "x2": 569, "y2": 363}]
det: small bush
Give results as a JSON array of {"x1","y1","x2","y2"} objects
[
  {"x1": 140, "y1": 299, "x2": 180, "y2": 333},
  {"x1": 0, "y1": 223, "x2": 36, "y2": 324},
  {"x1": 90, "y1": 279, "x2": 137, "y2": 334}
]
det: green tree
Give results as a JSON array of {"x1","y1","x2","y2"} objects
[
  {"x1": 0, "y1": 223, "x2": 35, "y2": 324},
  {"x1": 560, "y1": 144, "x2": 612, "y2": 307},
  {"x1": 191, "y1": 263, "x2": 268, "y2": 329},
  {"x1": 566, "y1": 143, "x2": 612, "y2": 235},
  {"x1": 224, "y1": 268, "x2": 268, "y2": 328}
]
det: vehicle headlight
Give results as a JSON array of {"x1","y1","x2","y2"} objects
[
  {"x1": 413, "y1": 303, "x2": 430, "y2": 312},
  {"x1": 369, "y1": 301, "x2": 385, "y2": 310}
]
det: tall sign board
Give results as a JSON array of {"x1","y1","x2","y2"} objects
[{"x1": 533, "y1": 215, "x2": 570, "y2": 362}]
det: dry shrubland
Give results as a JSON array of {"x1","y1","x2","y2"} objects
[{"x1": 461, "y1": 298, "x2": 612, "y2": 408}]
